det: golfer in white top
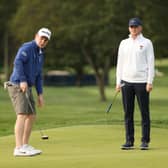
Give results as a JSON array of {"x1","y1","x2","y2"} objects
[{"x1": 116, "y1": 17, "x2": 155, "y2": 150}]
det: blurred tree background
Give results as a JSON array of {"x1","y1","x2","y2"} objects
[{"x1": 0, "y1": 0, "x2": 168, "y2": 100}]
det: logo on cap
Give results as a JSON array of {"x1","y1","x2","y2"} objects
[
  {"x1": 129, "y1": 18, "x2": 142, "y2": 27},
  {"x1": 38, "y1": 28, "x2": 51, "y2": 40}
]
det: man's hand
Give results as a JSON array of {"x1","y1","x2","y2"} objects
[
  {"x1": 146, "y1": 83, "x2": 153, "y2": 92},
  {"x1": 37, "y1": 94, "x2": 44, "y2": 107},
  {"x1": 20, "y1": 82, "x2": 28, "y2": 92},
  {"x1": 115, "y1": 84, "x2": 122, "y2": 92}
]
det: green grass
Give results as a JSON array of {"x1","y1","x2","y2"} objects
[
  {"x1": 1, "y1": 84, "x2": 167, "y2": 136},
  {"x1": 0, "y1": 58, "x2": 167, "y2": 167},
  {"x1": 0, "y1": 125, "x2": 168, "y2": 168},
  {"x1": 0, "y1": 58, "x2": 168, "y2": 136}
]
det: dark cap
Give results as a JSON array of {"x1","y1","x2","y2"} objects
[{"x1": 129, "y1": 17, "x2": 142, "y2": 26}]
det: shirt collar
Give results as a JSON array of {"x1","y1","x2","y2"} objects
[
  {"x1": 32, "y1": 40, "x2": 39, "y2": 48},
  {"x1": 129, "y1": 33, "x2": 143, "y2": 40},
  {"x1": 32, "y1": 40, "x2": 43, "y2": 54}
]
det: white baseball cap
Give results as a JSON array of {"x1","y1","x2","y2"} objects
[{"x1": 37, "y1": 28, "x2": 51, "y2": 40}]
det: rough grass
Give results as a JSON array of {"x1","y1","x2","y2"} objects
[{"x1": 0, "y1": 58, "x2": 168, "y2": 136}]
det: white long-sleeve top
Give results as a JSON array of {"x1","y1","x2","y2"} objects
[{"x1": 116, "y1": 33, "x2": 155, "y2": 85}]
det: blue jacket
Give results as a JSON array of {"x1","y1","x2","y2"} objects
[{"x1": 10, "y1": 40, "x2": 44, "y2": 95}]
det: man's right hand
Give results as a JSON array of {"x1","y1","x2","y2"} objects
[
  {"x1": 20, "y1": 82, "x2": 28, "y2": 92},
  {"x1": 115, "y1": 84, "x2": 121, "y2": 92}
]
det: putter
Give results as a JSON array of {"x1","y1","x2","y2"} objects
[
  {"x1": 106, "y1": 91, "x2": 119, "y2": 113},
  {"x1": 39, "y1": 128, "x2": 49, "y2": 140},
  {"x1": 25, "y1": 91, "x2": 49, "y2": 140},
  {"x1": 106, "y1": 83, "x2": 125, "y2": 114}
]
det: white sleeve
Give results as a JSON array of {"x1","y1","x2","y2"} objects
[
  {"x1": 147, "y1": 40, "x2": 155, "y2": 84},
  {"x1": 116, "y1": 41, "x2": 124, "y2": 85}
]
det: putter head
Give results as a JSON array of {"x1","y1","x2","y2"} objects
[{"x1": 41, "y1": 135, "x2": 49, "y2": 140}]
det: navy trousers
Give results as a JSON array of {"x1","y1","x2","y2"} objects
[{"x1": 121, "y1": 81, "x2": 150, "y2": 143}]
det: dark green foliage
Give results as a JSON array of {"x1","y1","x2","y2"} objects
[{"x1": 0, "y1": 0, "x2": 168, "y2": 100}]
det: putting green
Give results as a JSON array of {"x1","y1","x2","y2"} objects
[{"x1": 0, "y1": 125, "x2": 168, "y2": 168}]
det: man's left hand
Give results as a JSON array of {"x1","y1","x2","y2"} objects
[
  {"x1": 37, "y1": 94, "x2": 44, "y2": 107},
  {"x1": 146, "y1": 83, "x2": 153, "y2": 92}
]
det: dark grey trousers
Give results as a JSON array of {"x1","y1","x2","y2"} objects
[{"x1": 121, "y1": 81, "x2": 150, "y2": 143}]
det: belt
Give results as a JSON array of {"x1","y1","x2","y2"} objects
[
  {"x1": 4, "y1": 81, "x2": 32, "y2": 90},
  {"x1": 4, "y1": 81, "x2": 15, "y2": 89},
  {"x1": 4, "y1": 81, "x2": 21, "y2": 91}
]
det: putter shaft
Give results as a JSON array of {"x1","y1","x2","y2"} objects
[
  {"x1": 106, "y1": 91, "x2": 119, "y2": 113},
  {"x1": 106, "y1": 83, "x2": 125, "y2": 114},
  {"x1": 25, "y1": 91, "x2": 48, "y2": 139}
]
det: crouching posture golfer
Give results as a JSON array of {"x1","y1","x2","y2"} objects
[
  {"x1": 7, "y1": 27, "x2": 51, "y2": 156},
  {"x1": 116, "y1": 18, "x2": 155, "y2": 150}
]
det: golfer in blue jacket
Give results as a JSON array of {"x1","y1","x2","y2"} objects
[{"x1": 7, "y1": 27, "x2": 51, "y2": 156}]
